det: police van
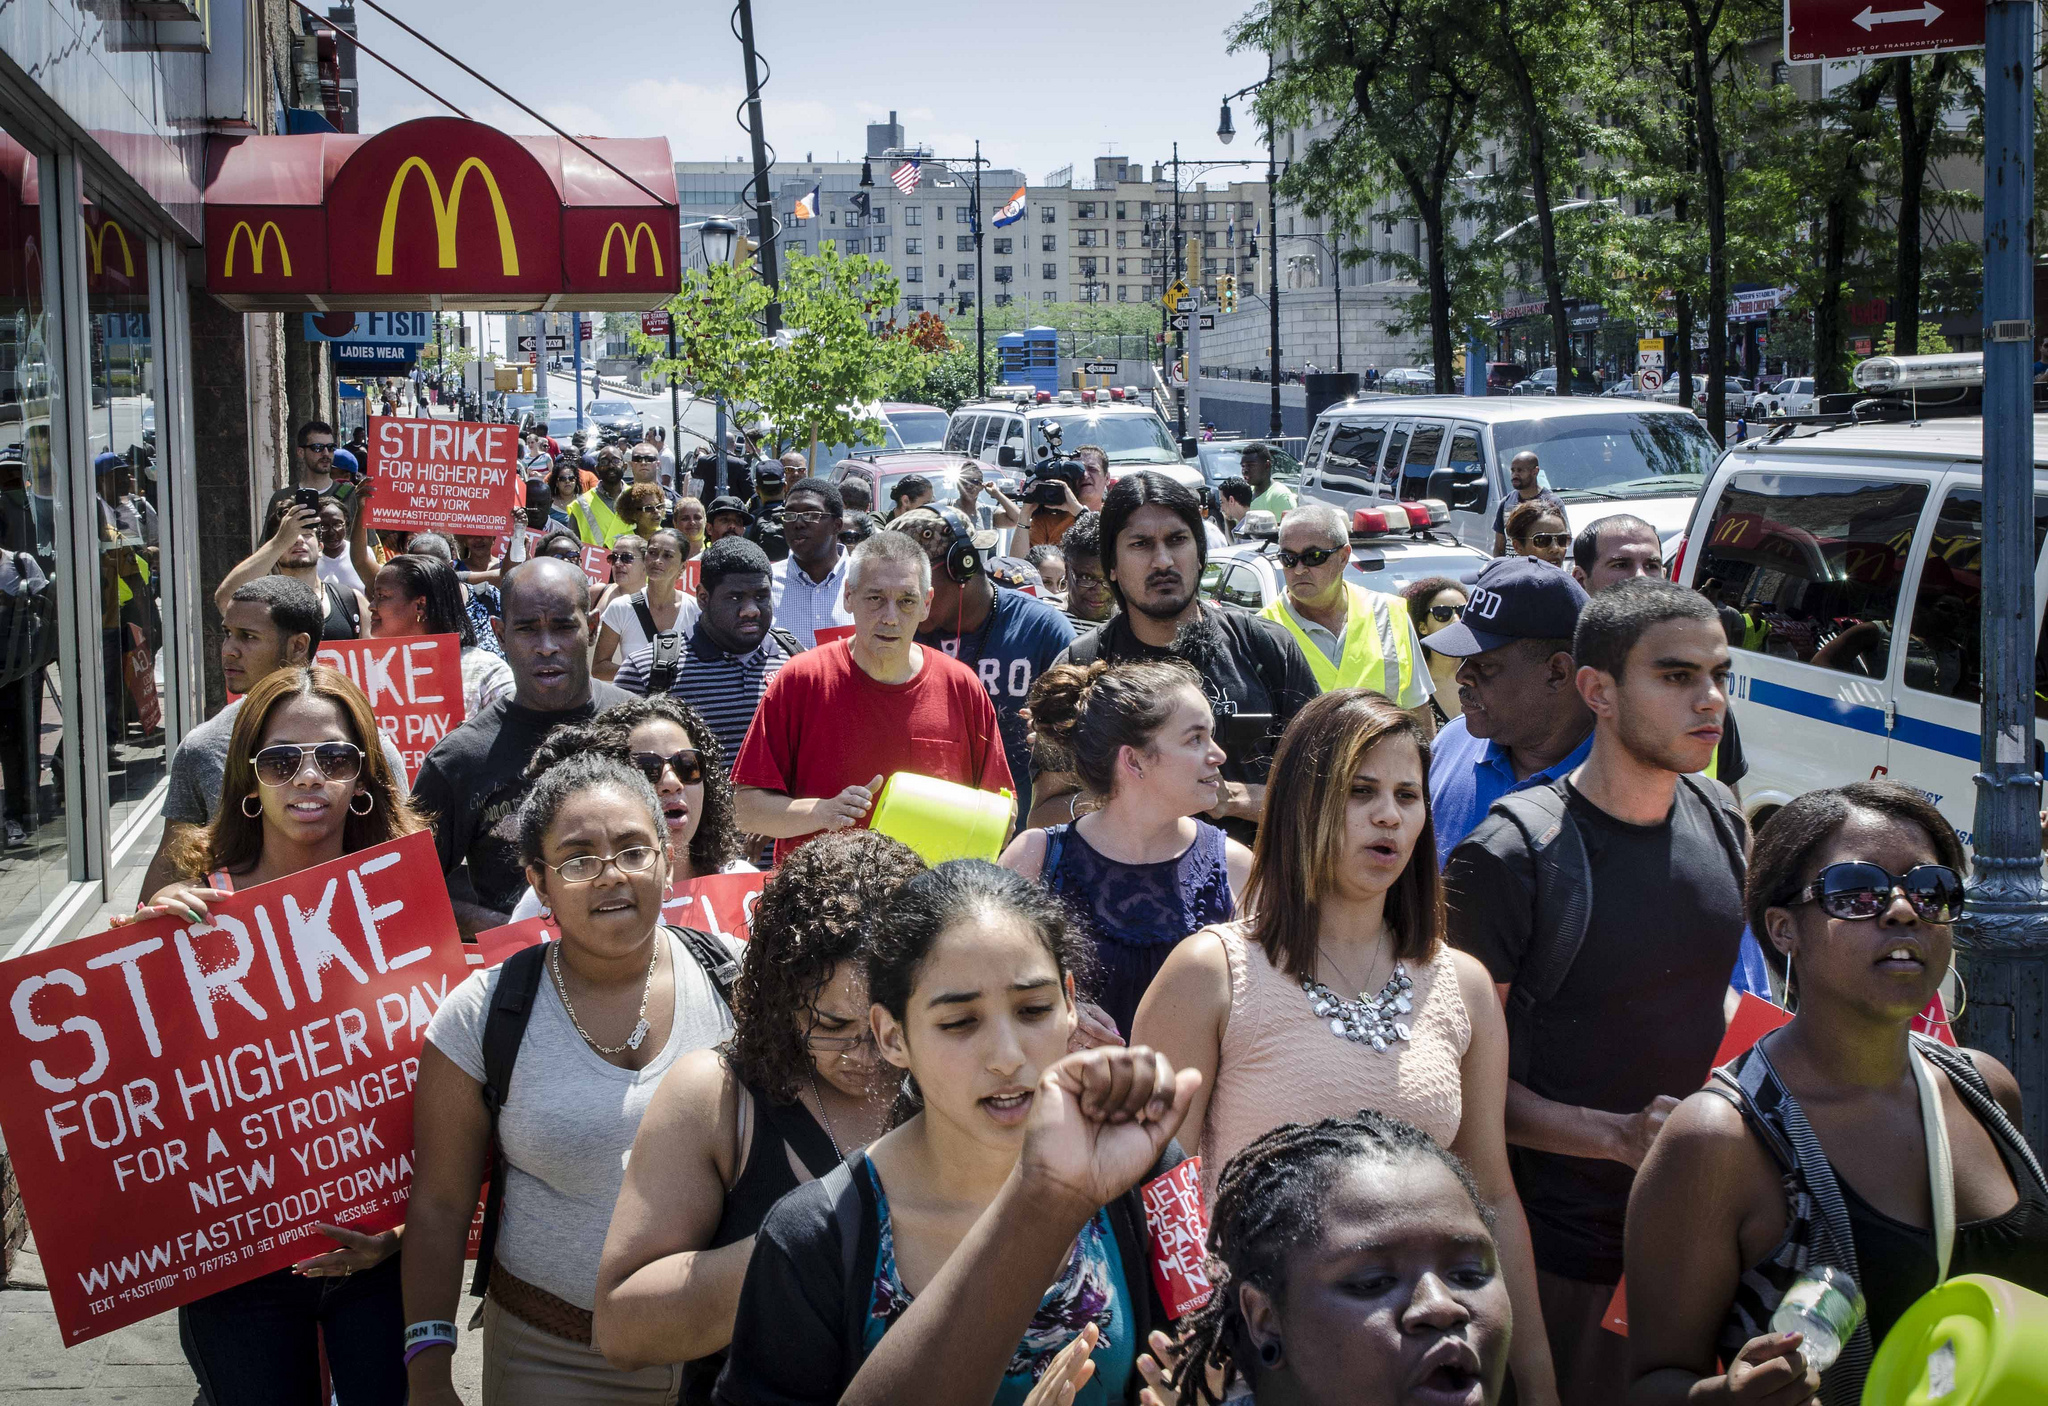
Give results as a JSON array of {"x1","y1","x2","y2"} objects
[
  {"x1": 1675, "y1": 352, "x2": 2042, "y2": 848},
  {"x1": 1297, "y1": 394, "x2": 1719, "y2": 555}
]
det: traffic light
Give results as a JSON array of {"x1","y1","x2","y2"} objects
[
  {"x1": 1219, "y1": 274, "x2": 1239, "y2": 313},
  {"x1": 735, "y1": 232, "x2": 758, "y2": 269}
]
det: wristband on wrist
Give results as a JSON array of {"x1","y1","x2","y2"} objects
[{"x1": 403, "y1": 1320, "x2": 457, "y2": 1364}]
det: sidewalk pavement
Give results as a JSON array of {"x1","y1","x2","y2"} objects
[{"x1": 2, "y1": 1231, "x2": 485, "y2": 1403}]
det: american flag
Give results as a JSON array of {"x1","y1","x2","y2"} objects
[{"x1": 889, "y1": 159, "x2": 921, "y2": 194}]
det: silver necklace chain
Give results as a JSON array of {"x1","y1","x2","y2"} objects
[
  {"x1": 807, "y1": 1064, "x2": 847, "y2": 1162},
  {"x1": 1305, "y1": 940, "x2": 1414, "y2": 1053},
  {"x1": 550, "y1": 937, "x2": 659, "y2": 1056}
]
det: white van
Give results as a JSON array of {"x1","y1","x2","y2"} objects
[
  {"x1": 1298, "y1": 395, "x2": 1720, "y2": 555},
  {"x1": 1677, "y1": 409, "x2": 2045, "y2": 849}
]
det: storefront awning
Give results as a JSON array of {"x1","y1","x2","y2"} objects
[{"x1": 203, "y1": 117, "x2": 679, "y2": 313}]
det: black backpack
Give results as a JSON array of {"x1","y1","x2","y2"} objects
[
  {"x1": 636, "y1": 600, "x2": 803, "y2": 695},
  {"x1": 468, "y1": 926, "x2": 739, "y2": 1296},
  {"x1": 1488, "y1": 773, "x2": 1747, "y2": 1085}
]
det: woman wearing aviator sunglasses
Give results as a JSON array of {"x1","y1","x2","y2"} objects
[
  {"x1": 128, "y1": 666, "x2": 427, "y2": 1405},
  {"x1": 508, "y1": 697, "x2": 753, "y2": 923},
  {"x1": 1625, "y1": 781, "x2": 2048, "y2": 1406},
  {"x1": 1403, "y1": 576, "x2": 1469, "y2": 726},
  {"x1": 1504, "y1": 500, "x2": 1571, "y2": 568},
  {"x1": 592, "y1": 830, "x2": 926, "y2": 1397}
]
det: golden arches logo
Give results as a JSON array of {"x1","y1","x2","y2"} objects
[
  {"x1": 598, "y1": 221, "x2": 664, "y2": 277},
  {"x1": 222, "y1": 220, "x2": 292, "y2": 277},
  {"x1": 89, "y1": 220, "x2": 135, "y2": 278},
  {"x1": 374, "y1": 156, "x2": 519, "y2": 277}
]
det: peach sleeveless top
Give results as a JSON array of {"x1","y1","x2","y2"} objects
[{"x1": 1200, "y1": 923, "x2": 1472, "y2": 1199}]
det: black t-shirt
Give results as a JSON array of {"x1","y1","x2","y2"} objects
[
  {"x1": 1717, "y1": 709, "x2": 1748, "y2": 785},
  {"x1": 1491, "y1": 487, "x2": 1565, "y2": 538},
  {"x1": 411, "y1": 682, "x2": 631, "y2": 916},
  {"x1": 1065, "y1": 605, "x2": 1320, "y2": 790},
  {"x1": 1443, "y1": 777, "x2": 1745, "y2": 1283}
]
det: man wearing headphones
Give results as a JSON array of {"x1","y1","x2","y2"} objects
[{"x1": 897, "y1": 506, "x2": 1073, "y2": 820}]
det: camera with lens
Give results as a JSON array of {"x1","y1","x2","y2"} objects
[{"x1": 1024, "y1": 419, "x2": 1084, "y2": 509}]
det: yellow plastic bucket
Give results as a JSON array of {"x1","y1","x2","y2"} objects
[
  {"x1": 869, "y1": 772, "x2": 1013, "y2": 865},
  {"x1": 1862, "y1": 1274, "x2": 2048, "y2": 1406}
]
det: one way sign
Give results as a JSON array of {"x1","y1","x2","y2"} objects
[
  {"x1": 1785, "y1": 0, "x2": 1983, "y2": 63},
  {"x1": 1168, "y1": 312, "x2": 1216, "y2": 332}
]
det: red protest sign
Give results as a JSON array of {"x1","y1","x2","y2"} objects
[
  {"x1": 581, "y1": 543, "x2": 611, "y2": 587},
  {"x1": 0, "y1": 830, "x2": 467, "y2": 1345},
  {"x1": 815, "y1": 624, "x2": 855, "y2": 646},
  {"x1": 1141, "y1": 1157, "x2": 1212, "y2": 1319},
  {"x1": 365, "y1": 416, "x2": 520, "y2": 538},
  {"x1": 313, "y1": 635, "x2": 466, "y2": 783},
  {"x1": 678, "y1": 558, "x2": 700, "y2": 595}
]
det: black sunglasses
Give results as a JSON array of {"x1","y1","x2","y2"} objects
[
  {"x1": 630, "y1": 454, "x2": 659, "y2": 463},
  {"x1": 1781, "y1": 861, "x2": 1965, "y2": 924},
  {"x1": 253, "y1": 742, "x2": 363, "y2": 787},
  {"x1": 1277, "y1": 545, "x2": 1341, "y2": 570},
  {"x1": 1428, "y1": 603, "x2": 1466, "y2": 622},
  {"x1": 632, "y1": 748, "x2": 705, "y2": 787},
  {"x1": 1526, "y1": 533, "x2": 1572, "y2": 550}
]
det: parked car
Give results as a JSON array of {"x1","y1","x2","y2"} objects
[
  {"x1": 1512, "y1": 367, "x2": 1605, "y2": 397},
  {"x1": 1486, "y1": 362, "x2": 1530, "y2": 394},
  {"x1": 1379, "y1": 367, "x2": 1437, "y2": 393},
  {"x1": 1673, "y1": 351, "x2": 2034, "y2": 856},
  {"x1": 1599, "y1": 379, "x2": 1647, "y2": 399},
  {"x1": 1690, "y1": 376, "x2": 1753, "y2": 417},
  {"x1": 1297, "y1": 393, "x2": 1719, "y2": 557},
  {"x1": 1203, "y1": 498, "x2": 1489, "y2": 612},
  {"x1": 1755, "y1": 377, "x2": 1816, "y2": 418},
  {"x1": 938, "y1": 395, "x2": 1204, "y2": 492}
]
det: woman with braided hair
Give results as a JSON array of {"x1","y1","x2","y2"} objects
[
  {"x1": 1164, "y1": 1110, "x2": 1511, "y2": 1406},
  {"x1": 592, "y1": 830, "x2": 926, "y2": 1399}
]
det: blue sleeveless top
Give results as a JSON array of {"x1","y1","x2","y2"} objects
[
  {"x1": 859, "y1": 1161, "x2": 1135, "y2": 1405},
  {"x1": 1042, "y1": 819, "x2": 1235, "y2": 1038}
]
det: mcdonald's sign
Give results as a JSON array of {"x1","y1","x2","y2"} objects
[
  {"x1": 88, "y1": 219, "x2": 134, "y2": 279},
  {"x1": 598, "y1": 221, "x2": 664, "y2": 277},
  {"x1": 222, "y1": 220, "x2": 291, "y2": 277},
  {"x1": 374, "y1": 156, "x2": 520, "y2": 278}
]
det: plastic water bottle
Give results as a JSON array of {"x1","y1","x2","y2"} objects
[{"x1": 1770, "y1": 1266, "x2": 1866, "y2": 1374}]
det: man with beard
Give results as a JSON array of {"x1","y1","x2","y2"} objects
[
  {"x1": 1036, "y1": 471, "x2": 1317, "y2": 838},
  {"x1": 411, "y1": 556, "x2": 631, "y2": 933}
]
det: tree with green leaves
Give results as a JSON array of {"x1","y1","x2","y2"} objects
[
  {"x1": 1236, "y1": 0, "x2": 1486, "y2": 393},
  {"x1": 753, "y1": 245, "x2": 930, "y2": 466},
  {"x1": 638, "y1": 261, "x2": 775, "y2": 435}
]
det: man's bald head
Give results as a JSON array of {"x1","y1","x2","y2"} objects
[
  {"x1": 504, "y1": 554, "x2": 591, "y2": 615},
  {"x1": 499, "y1": 556, "x2": 596, "y2": 712}
]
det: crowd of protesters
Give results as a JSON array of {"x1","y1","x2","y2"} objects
[{"x1": 122, "y1": 422, "x2": 2048, "y2": 1406}]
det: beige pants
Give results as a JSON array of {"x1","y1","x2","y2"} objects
[{"x1": 481, "y1": 1295, "x2": 683, "y2": 1406}]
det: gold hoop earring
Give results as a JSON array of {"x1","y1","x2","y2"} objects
[
  {"x1": 349, "y1": 791, "x2": 375, "y2": 816},
  {"x1": 241, "y1": 793, "x2": 261, "y2": 818}
]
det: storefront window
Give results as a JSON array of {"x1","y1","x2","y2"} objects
[
  {"x1": 0, "y1": 133, "x2": 70, "y2": 948},
  {"x1": 84, "y1": 191, "x2": 165, "y2": 835}
]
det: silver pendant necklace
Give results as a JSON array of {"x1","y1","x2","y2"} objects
[
  {"x1": 550, "y1": 937, "x2": 659, "y2": 1056},
  {"x1": 1303, "y1": 943, "x2": 1413, "y2": 1052},
  {"x1": 807, "y1": 1064, "x2": 848, "y2": 1162}
]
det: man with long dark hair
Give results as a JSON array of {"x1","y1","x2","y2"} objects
[{"x1": 1040, "y1": 471, "x2": 1316, "y2": 838}]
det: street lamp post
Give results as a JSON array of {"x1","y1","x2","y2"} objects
[
  {"x1": 1957, "y1": 0, "x2": 2048, "y2": 1148},
  {"x1": 697, "y1": 217, "x2": 739, "y2": 490},
  {"x1": 1282, "y1": 232, "x2": 1344, "y2": 373},
  {"x1": 1164, "y1": 143, "x2": 1265, "y2": 437},
  {"x1": 1219, "y1": 63, "x2": 1284, "y2": 438},
  {"x1": 733, "y1": 0, "x2": 781, "y2": 334}
]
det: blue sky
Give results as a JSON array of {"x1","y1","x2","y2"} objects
[{"x1": 355, "y1": 0, "x2": 1272, "y2": 183}]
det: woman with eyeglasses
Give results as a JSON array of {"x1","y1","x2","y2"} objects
[
  {"x1": 1505, "y1": 500, "x2": 1570, "y2": 568},
  {"x1": 506, "y1": 697, "x2": 753, "y2": 923},
  {"x1": 591, "y1": 532, "x2": 649, "y2": 628},
  {"x1": 368, "y1": 554, "x2": 515, "y2": 719},
  {"x1": 592, "y1": 831, "x2": 925, "y2": 1398},
  {"x1": 130, "y1": 666, "x2": 426, "y2": 1405},
  {"x1": 1625, "y1": 781, "x2": 2048, "y2": 1406},
  {"x1": 405, "y1": 752, "x2": 741, "y2": 1406},
  {"x1": 1403, "y1": 576, "x2": 1470, "y2": 726},
  {"x1": 593, "y1": 528, "x2": 700, "y2": 682}
]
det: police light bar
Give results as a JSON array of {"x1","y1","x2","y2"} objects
[{"x1": 1852, "y1": 353, "x2": 1984, "y2": 393}]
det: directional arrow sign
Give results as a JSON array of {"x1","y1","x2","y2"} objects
[
  {"x1": 1167, "y1": 313, "x2": 1217, "y2": 332},
  {"x1": 1081, "y1": 361, "x2": 1120, "y2": 375},
  {"x1": 1785, "y1": 0, "x2": 1981, "y2": 62},
  {"x1": 516, "y1": 334, "x2": 570, "y2": 353}
]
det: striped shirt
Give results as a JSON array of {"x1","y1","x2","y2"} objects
[{"x1": 614, "y1": 625, "x2": 798, "y2": 771}]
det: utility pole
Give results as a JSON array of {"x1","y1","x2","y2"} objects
[
  {"x1": 572, "y1": 311, "x2": 584, "y2": 427},
  {"x1": 668, "y1": 321, "x2": 681, "y2": 484},
  {"x1": 1171, "y1": 143, "x2": 1184, "y2": 437},
  {"x1": 974, "y1": 141, "x2": 986, "y2": 400},
  {"x1": 1956, "y1": 0, "x2": 2048, "y2": 1150},
  {"x1": 533, "y1": 311, "x2": 549, "y2": 428},
  {"x1": 1266, "y1": 120, "x2": 1281, "y2": 436},
  {"x1": 734, "y1": 0, "x2": 781, "y2": 334}
]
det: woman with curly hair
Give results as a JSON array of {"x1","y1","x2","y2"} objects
[
  {"x1": 508, "y1": 697, "x2": 751, "y2": 922},
  {"x1": 590, "y1": 830, "x2": 925, "y2": 1399}
]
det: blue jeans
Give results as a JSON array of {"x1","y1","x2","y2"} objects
[{"x1": 177, "y1": 1254, "x2": 407, "y2": 1405}]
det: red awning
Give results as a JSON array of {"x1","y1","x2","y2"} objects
[{"x1": 203, "y1": 117, "x2": 679, "y2": 312}]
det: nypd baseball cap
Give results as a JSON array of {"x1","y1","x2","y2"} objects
[{"x1": 1423, "y1": 557, "x2": 1588, "y2": 657}]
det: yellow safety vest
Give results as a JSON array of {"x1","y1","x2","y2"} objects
[
  {"x1": 1261, "y1": 582, "x2": 1421, "y2": 701},
  {"x1": 569, "y1": 490, "x2": 630, "y2": 547}
]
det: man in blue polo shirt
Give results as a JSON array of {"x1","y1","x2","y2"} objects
[{"x1": 1424, "y1": 557, "x2": 1594, "y2": 864}]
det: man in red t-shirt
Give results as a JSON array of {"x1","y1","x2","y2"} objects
[{"x1": 732, "y1": 530, "x2": 1012, "y2": 864}]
